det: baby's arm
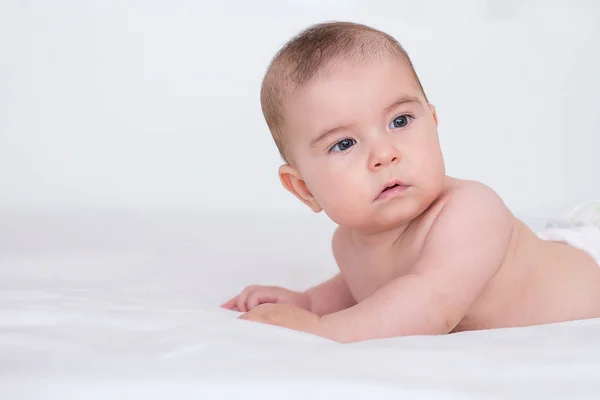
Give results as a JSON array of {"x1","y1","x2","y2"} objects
[
  {"x1": 318, "y1": 185, "x2": 513, "y2": 342},
  {"x1": 305, "y1": 273, "x2": 357, "y2": 317}
]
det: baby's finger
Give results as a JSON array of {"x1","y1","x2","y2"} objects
[
  {"x1": 221, "y1": 296, "x2": 238, "y2": 310},
  {"x1": 236, "y1": 287, "x2": 255, "y2": 312},
  {"x1": 247, "y1": 291, "x2": 278, "y2": 310}
]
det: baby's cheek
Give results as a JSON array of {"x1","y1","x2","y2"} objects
[
  {"x1": 319, "y1": 177, "x2": 349, "y2": 202},
  {"x1": 320, "y1": 181, "x2": 369, "y2": 223}
]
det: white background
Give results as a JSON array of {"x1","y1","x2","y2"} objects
[{"x1": 1, "y1": 0, "x2": 599, "y2": 219}]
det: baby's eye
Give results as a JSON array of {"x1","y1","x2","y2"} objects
[
  {"x1": 330, "y1": 138, "x2": 356, "y2": 153},
  {"x1": 389, "y1": 114, "x2": 412, "y2": 129}
]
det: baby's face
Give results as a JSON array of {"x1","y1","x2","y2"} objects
[{"x1": 282, "y1": 57, "x2": 445, "y2": 232}]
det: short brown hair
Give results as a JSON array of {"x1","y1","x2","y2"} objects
[{"x1": 260, "y1": 21, "x2": 427, "y2": 163}]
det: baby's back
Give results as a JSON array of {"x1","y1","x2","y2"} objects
[{"x1": 456, "y1": 218, "x2": 600, "y2": 331}]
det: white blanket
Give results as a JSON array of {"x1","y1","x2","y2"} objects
[{"x1": 1, "y1": 211, "x2": 599, "y2": 399}]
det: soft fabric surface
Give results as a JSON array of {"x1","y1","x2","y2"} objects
[{"x1": 1, "y1": 211, "x2": 599, "y2": 399}]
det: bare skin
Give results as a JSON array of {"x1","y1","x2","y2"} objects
[
  {"x1": 330, "y1": 178, "x2": 600, "y2": 335},
  {"x1": 222, "y1": 55, "x2": 600, "y2": 343}
]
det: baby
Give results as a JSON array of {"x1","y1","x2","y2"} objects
[{"x1": 222, "y1": 22, "x2": 600, "y2": 343}]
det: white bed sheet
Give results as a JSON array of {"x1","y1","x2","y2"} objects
[{"x1": 1, "y1": 211, "x2": 599, "y2": 399}]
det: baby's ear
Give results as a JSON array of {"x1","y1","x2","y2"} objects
[{"x1": 278, "y1": 164, "x2": 322, "y2": 213}]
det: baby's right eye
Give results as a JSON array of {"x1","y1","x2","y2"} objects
[{"x1": 330, "y1": 138, "x2": 356, "y2": 153}]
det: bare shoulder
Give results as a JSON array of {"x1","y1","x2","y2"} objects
[
  {"x1": 446, "y1": 178, "x2": 505, "y2": 201},
  {"x1": 440, "y1": 178, "x2": 513, "y2": 223},
  {"x1": 425, "y1": 178, "x2": 515, "y2": 253}
]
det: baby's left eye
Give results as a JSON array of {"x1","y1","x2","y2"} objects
[{"x1": 389, "y1": 115, "x2": 412, "y2": 129}]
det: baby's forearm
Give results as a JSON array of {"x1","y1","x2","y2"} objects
[
  {"x1": 317, "y1": 273, "x2": 469, "y2": 343},
  {"x1": 304, "y1": 273, "x2": 356, "y2": 317}
]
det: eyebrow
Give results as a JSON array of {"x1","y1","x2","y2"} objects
[
  {"x1": 309, "y1": 94, "x2": 422, "y2": 148},
  {"x1": 383, "y1": 94, "x2": 422, "y2": 113}
]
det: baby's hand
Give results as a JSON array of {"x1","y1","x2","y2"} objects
[
  {"x1": 239, "y1": 303, "x2": 323, "y2": 338},
  {"x1": 221, "y1": 285, "x2": 311, "y2": 313}
]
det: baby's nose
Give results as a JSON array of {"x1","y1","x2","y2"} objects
[
  {"x1": 369, "y1": 142, "x2": 400, "y2": 170},
  {"x1": 373, "y1": 155, "x2": 398, "y2": 168}
]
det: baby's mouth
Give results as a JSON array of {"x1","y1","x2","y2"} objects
[
  {"x1": 382, "y1": 183, "x2": 401, "y2": 192},
  {"x1": 376, "y1": 181, "x2": 408, "y2": 201}
]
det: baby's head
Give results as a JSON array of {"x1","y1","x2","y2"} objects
[{"x1": 261, "y1": 22, "x2": 445, "y2": 233}]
